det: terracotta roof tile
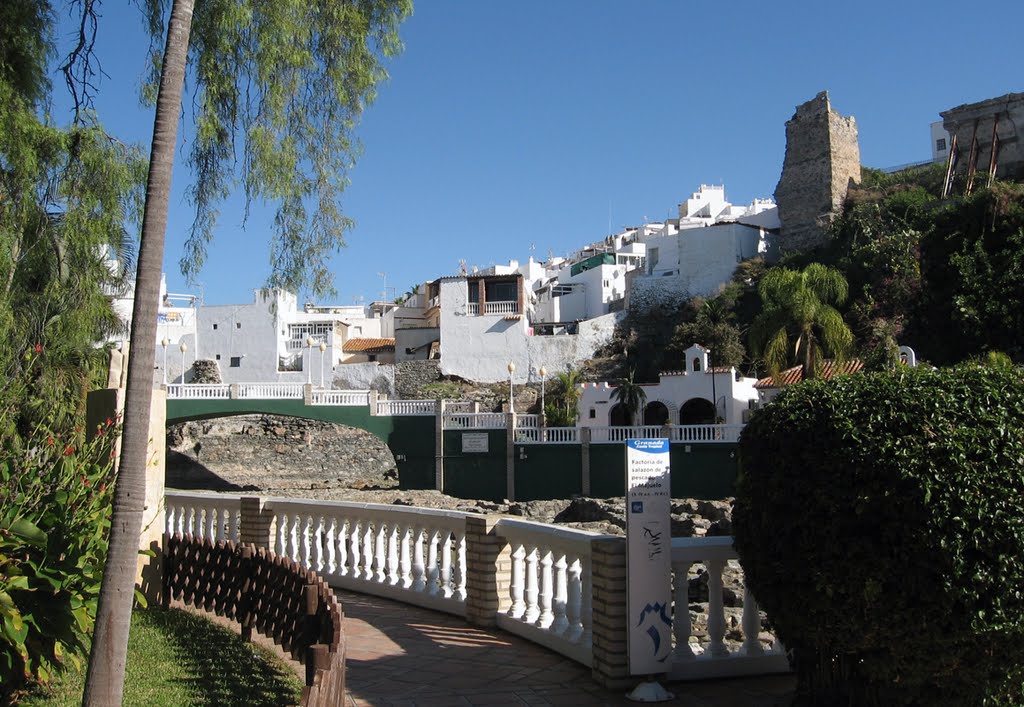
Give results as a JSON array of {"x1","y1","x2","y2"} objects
[
  {"x1": 754, "y1": 359, "x2": 864, "y2": 388},
  {"x1": 342, "y1": 337, "x2": 395, "y2": 353}
]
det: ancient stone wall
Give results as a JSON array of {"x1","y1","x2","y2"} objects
[
  {"x1": 774, "y1": 91, "x2": 861, "y2": 252},
  {"x1": 941, "y1": 92, "x2": 1024, "y2": 185},
  {"x1": 166, "y1": 414, "x2": 396, "y2": 492},
  {"x1": 393, "y1": 360, "x2": 442, "y2": 399}
]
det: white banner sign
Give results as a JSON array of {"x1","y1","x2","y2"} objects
[{"x1": 626, "y1": 438, "x2": 673, "y2": 675}]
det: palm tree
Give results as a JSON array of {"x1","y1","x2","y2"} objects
[
  {"x1": 749, "y1": 263, "x2": 853, "y2": 380},
  {"x1": 83, "y1": 2, "x2": 195, "y2": 704},
  {"x1": 611, "y1": 368, "x2": 647, "y2": 426}
]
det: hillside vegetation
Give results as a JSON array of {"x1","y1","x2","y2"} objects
[{"x1": 605, "y1": 165, "x2": 1024, "y2": 380}]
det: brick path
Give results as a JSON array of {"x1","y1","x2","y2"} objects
[{"x1": 338, "y1": 590, "x2": 796, "y2": 707}]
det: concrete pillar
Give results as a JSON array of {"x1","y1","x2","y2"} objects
[
  {"x1": 506, "y1": 412, "x2": 516, "y2": 502},
  {"x1": 239, "y1": 496, "x2": 275, "y2": 548},
  {"x1": 463, "y1": 515, "x2": 512, "y2": 627},
  {"x1": 590, "y1": 536, "x2": 631, "y2": 689},
  {"x1": 368, "y1": 389, "x2": 379, "y2": 416},
  {"x1": 229, "y1": 383, "x2": 239, "y2": 399},
  {"x1": 581, "y1": 426, "x2": 592, "y2": 496},
  {"x1": 303, "y1": 383, "x2": 313, "y2": 406},
  {"x1": 85, "y1": 386, "x2": 166, "y2": 607},
  {"x1": 435, "y1": 399, "x2": 445, "y2": 492}
]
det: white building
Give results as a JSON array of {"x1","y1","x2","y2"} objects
[
  {"x1": 577, "y1": 345, "x2": 759, "y2": 426},
  {"x1": 930, "y1": 121, "x2": 951, "y2": 164}
]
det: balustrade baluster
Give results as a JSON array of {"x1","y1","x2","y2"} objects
[
  {"x1": 312, "y1": 515, "x2": 325, "y2": 572},
  {"x1": 706, "y1": 559, "x2": 729, "y2": 657},
  {"x1": 336, "y1": 519, "x2": 349, "y2": 576},
  {"x1": 362, "y1": 520, "x2": 375, "y2": 581},
  {"x1": 300, "y1": 514, "x2": 311, "y2": 568},
  {"x1": 440, "y1": 531, "x2": 453, "y2": 598},
  {"x1": 375, "y1": 523, "x2": 387, "y2": 583},
  {"x1": 551, "y1": 551, "x2": 569, "y2": 634},
  {"x1": 510, "y1": 543, "x2": 526, "y2": 619},
  {"x1": 325, "y1": 518, "x2": 338, "y2": 575},
  {"x1": 411, "y1": 526, "x2": 426, "y2": 592},
  {"x1": 350, "y1": 520, "x2": 362, "y2": 578},
  {"x1": 741, "y1": 584, "x2": 764, "y2": 656},
  {"x1": 273, "y1": 513, "x2": 285, "y2": 556},
  {"x1": 673, "y1": 561, "x2": 696, "y2": 660},
  {"x1": 538, "y1": 546, "x2": 554, "y2": 628},
  {"x1": 387, "y1": 525, "x2": 400, "y2": 585},
  {"x1": 566, "y1": 557, "x2": 583, "y2": 641},
  {"x1": 400, "y1": 525, "x2": 413, "y2": 588},
  {"x1": 524, "y1": 546, "x2": 540, "y2": 623},
  {"x1": 426, "y1": 528, "x2": 440, "y2": 595}
]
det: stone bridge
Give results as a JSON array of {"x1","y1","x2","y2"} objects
[{"x1": 166, "y1": 383, "x2": 744, "y2": 502}]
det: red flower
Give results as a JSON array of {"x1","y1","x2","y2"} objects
[
  {"x1": 64, "y1": 445, "x2": 75, "y2": 456},
  {"x1": 47, "y1": 436, "x2": 54, "y2": 446},
  {"x1": 34, "y1": 343, "x2": 42, "y2": 354},
  {"x1": 106, "y1": 417, "x2": 113, "y2": 427},
  {"x1": 99, "y1": 483, "x2": 106, "y2": 492}
]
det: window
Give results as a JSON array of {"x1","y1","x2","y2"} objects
[
  {"x1": 215, "y1": 354, "x2": 221, "y2": 360},
  {"x1": 936, "y1": 138, "x2": 947, "y2": 152},
  {"x1": 213, "y1": 323, "x2": 218, "y2": 330},
  {"x1": 236, "y1": 322, "x2": 241, "y2": 329},
  {"x1": 589, "y1": 409, "x2": 596, "y2": 419},
  {"x1": 693, "y1": 357, "x2": 701, "y2": 372},
  {"x1": 468, "y1": 281, "x2": 480, "y2": 303},
  {"x1": 368, "y1": 354, "x2": 377, "y2": 362},
  {"x1": 230, "y1": 356, "x2": 241, "y2": 367}
]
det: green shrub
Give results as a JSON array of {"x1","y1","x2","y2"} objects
[
  {"x1": 733, "y1": 366, "x2": 1024, "y2": 706},
  {"x1": 419, "y1": 381, "x2": 463, "y2": 400},
  {"x1": 0, "y1": 417, "x2": 118, "y2": 701}
]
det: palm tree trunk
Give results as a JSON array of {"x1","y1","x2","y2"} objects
[{"x1": 82, "y1": 1, "x2": 194, "y2": 703}]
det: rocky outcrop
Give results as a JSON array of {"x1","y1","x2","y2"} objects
[{"x1": 166, "y1": 415, "x2": 397, "y2": 492}]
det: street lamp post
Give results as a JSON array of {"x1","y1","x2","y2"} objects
[
  {"x1": 319, "y1": 341, "x2": 327, "y2": 388},
  {"x1": 709, "y1": 347, "x2": 718, "y2": 424},
  {"x1": 179, "y1": 342, "x2": 188, "y2": 384},
  {"x1": 161, "y1": 337, "x2": 169, "y2": 385},
  {"x1": 507, "y1": 361, "x2": 516, "y2": 414},
  {"x1": 306, "y1": 336, "x2": 315, "y2": 385},
  {"x1": 539, "y1": 365, "x2": 547, "y2": 415}
]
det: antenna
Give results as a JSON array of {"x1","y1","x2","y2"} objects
[{"x1": 377, "y1": 272, "x2": 387, "y2": 302}]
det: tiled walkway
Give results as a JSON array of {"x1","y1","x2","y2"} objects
[{"x1": 338, "y1": 590, "x2": 796, "y2": 707}]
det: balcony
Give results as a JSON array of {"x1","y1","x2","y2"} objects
[{"x1": 467, "y1": 300, "x2": 519, "y2": 316}]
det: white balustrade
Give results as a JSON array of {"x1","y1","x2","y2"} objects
[
  {"x1": 237, "y1": 382, "x2": 305, "y2": 399},
  {"x1": 376, "y1": 399, "x2": 437, "y2": 416},
  {"x1": 443, "y1": 412, "x2": 508, "y2": 429},
  {"x1": 494, "y1": 518, "x2": 603, "y2": 667},
  {"x1": 166, "y1": 383, "x2": 231, "y2": 400},
  {"x1": 516, "y1": 414, "x2": 540, "y2": 428},
  {"x1": 669, "y1": 537, "x2": 789, "y2": 680},
  {"x1": 544, "y1": 427, "x2": 579, "y2": 444},
  {"x1": 483, "y1": 301, "x2": 519, "y2": 315},
  {"x1": 261, "y1": 498, "x2": 468, "y2": 616},
  {"x1": 589, "y1": 425, "x2": 664, "y2": 443},
  {"x1": 309, "y1": 389, "x2": 371, "y2": 406},
  {"x1": 162, "y1": 491, "x2": 789, "y2": 683},
  {"x1": 466, "y1": 302, "x2": 480, "y2": 315},
  {"x1": 671, "y1": 424, "x2": 744, "y2": 443},
  {"x1": 165, "y1": 491, "x2": 240, "y2": 542}
]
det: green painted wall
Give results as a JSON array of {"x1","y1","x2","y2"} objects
[
  {"x1": 589, "y1": 444, "x2": 627, "y2": 498},
  {"x1": 442, "y1": 429, "x2": 507, "y2": 501},
  {"x1": 669, "y1": 443, "x2": 738, "y2": 499},
  {"x1": 515, "y1": 445, "x2": 582, "y2": 500}
]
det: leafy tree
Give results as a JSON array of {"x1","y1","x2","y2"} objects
[
  {"x1": 545, "y1": 368, "x2": 583, "y2": 426},
  {"x1": 748, "y1": 263, "x2": 853, "y2": 379},
  {"x1": 84, "y1": 2, "x2": 412, "y2": 703},
  {"x1": 667, "y1": 296, "x2": 745, "y2": 370},
  {"x1": 610, "y1": 368, "x2": 647, "y2": 426}
]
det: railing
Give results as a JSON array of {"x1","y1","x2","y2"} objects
[
  {"x1": 483, "y1": 301, "x2": 519, "y2": 315},
  {"x1": 444, "y1": 412, "x2": 508, "y2": 429},
  {"x1": 238, "y1": 382, "x2": 305, "y2": 399},
  {"x1": 544, "y1": 427, "x2": 580, "y2": 444},
  {"x1": 669, "y1": 424, "x2": 744, "y2": 443},
  {"x1": 166, "y1": 383, "x2": 230, "y2": 399},
  {"x1": 466, "y1": 302, "x2": 480, "y2": 315},
  {"x1": 670, "y1": 537, "x2": 789, "y2": 680},
  {"x1": 589, "y1": 425, "x2": 664, "y2": 443},
  {"x1": 494, "y1": 518, "x2": 598, "y2": 667},
  {"x1": 309, "y1": 389, "x2": 371, "y2": 406},
  {"x1": 163, "y1": 491, "x2": 790, "y2": 683},
  {"x1": 377, "y1": 399, "x2": 437, "y2": 416},
  {"x1": 516, "y1": 414, "x2": 540, "y2": 428}
]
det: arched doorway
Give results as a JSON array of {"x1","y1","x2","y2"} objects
[
  {"x1": 643, "y1": 401, "x2": 670, "y2": 426},
  {"x1": 609, "y1": 403, "x2": 631, "y2": 426},
  {"x1": 679, "y1": 398, "x2": 715, "y2": 425}
]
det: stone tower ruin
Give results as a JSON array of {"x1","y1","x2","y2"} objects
[{"x1": 774, "y1": 91, "x2": 861, "y2": 252}]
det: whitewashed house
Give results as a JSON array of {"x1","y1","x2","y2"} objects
[{"x1": 577, "y1": 345, "x2": 759, "y2": 426}]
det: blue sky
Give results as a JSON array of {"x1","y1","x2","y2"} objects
[{"x1": 53, "y1": 0, "x2": 1023, "y2": 306}]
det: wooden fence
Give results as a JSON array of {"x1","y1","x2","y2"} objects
[{"x1": 162, "y1": 533, "x2": 346, "y2": 705}]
